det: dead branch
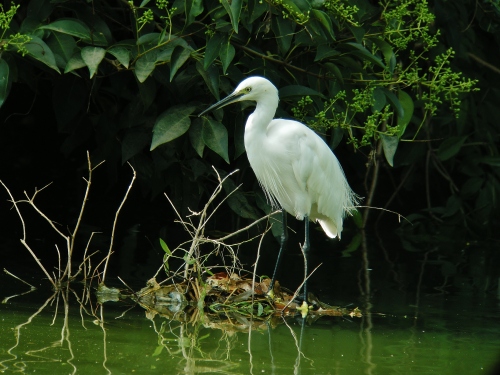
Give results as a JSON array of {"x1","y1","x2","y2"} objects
[
  {"x1": 0, "y1": 180, "x2": 57, "y2": 288},
  {"x1": 101, "y1": 162, "x2": 137, "y2": 283}
]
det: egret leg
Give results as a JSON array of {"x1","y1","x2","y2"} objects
[
  {"x1": 302, "y1": 215, "x2": 310, "y2": 303},
  {"x1": 269, "y1": 209, "x2": 287, "y2": 295}
]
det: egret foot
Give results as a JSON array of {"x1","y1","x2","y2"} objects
[
  {"x1": 294, "y1": 291, "x2": 320, "y2": 312},
  {"x1": 297, "y1": 300, "x2": 310, "y2": 318}
]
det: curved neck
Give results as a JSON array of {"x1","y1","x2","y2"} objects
[{"x1": 246, "y1": 92, "x2": 279, "y2": 134}]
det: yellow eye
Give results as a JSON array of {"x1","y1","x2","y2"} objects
[{"x1": 245, "y1": 87, "x2": 252, "y2": 93}]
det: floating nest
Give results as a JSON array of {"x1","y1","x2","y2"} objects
[{"x1": 104, "y1": 272, "x2": 363, "y2": 329}]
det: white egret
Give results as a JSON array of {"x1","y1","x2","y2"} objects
[{"x1": 199, "y1": 76, "x2": 358, "y2": 306}]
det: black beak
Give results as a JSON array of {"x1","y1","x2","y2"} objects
[{"x1": 198, "y1": 91, "x2": 244, "y2": 117}]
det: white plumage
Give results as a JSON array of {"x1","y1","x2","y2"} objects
[{"x1": 201, "y1": 76, "x2": 358, "y2": 238}]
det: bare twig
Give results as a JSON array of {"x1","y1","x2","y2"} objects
[
  {"x1": 362, "y1": 139, "x2": 383, "y2": 229},
  {"x1": 356, "y1": 205, "x2": 410, "y2": 224},
  {"x1": 64, "y1": 152, "x2": 104, "y2": 280},
  {"x1": 215, "y1": 210, "x2": 281, "y2": 242},
  {"x1": 281, "y1": 262, "x2": 322, "y2": 313},
  {"x1": 21, "y1": 184, "x2": 70, "y2": 241},
  {"x1": 250, "y1": 224, "x2": 272, "y2": 315},
  {"x1": 0, "y1": 180, "x2": 57, "y2": 288},
  {"x1": 468, "y1": 53, "x2": 500, "y2": 74},
  {"x1": 74, "y1": 232, "x2": 102, "y2": 282},
  {"x1": 0, "y1": 180, "x2": 27, "y2": 239},
  {"x1": 3, "y1": 269, "x2": 36, "y2": 289},
  {"x1": 182, "y1": 168, "x2": 238, "y2": 279},
  {"x1": 101, "y1": 163, "x2": 137, "y2": 283},
  {"x1": 164, "y1": 193, "x2": 195, "y2": 237}
]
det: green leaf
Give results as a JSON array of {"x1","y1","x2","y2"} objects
[
  {"x1": 185, "y1": 0, "x2": 204, "y2": 26},
  {"x1": 0, "y1": 59, "x2": 10, "y2": 109},
  {"x1": 134, "y1": 53, "x2": 156, "y2": 83},
  {"x1": 282, "y1": 0, "x2": 306, "y2": 13},
  {"x1": 25, "y1": 35, "x2": 60, "y2": 73},
  {"x1": 461, "y1": 177, "x2": 484, "y2": 197},
  {"x1": 382, "y1": 88, "x2": 404, "y2": 118},
  {"x1": 196, "y1": 61, "x2": 220, "y2": 100},
  {"x1": 478, "y1": 156, "x2": 500, "y2": 167},
  {"x1": 81, "y1": 46, "x2": 106, "y2": 78},
  {"x1": 221, "y1": 0, "x2": 242, "y2": 33},
  {"x1": 223, "y1": 176, "x2": 260, "y2": 220},
  {"x1": 257, "y1": 302, "x2": 264, "y2": 316},
  {"x1": 27, "y1": 0, "x2": 54, "y2": 22},
  {"x1": 443, "y1": 194, "x2": 461, "y2": 217},
  {"x1": 372, "y1": 87, "x2": 386, "y2": 112},
  {"x1": 108, "y1": 46, "x2": 131, "y2": 68},
  {"x1": 351, "y1": 210, "x2": 363, "y2": 228},
  {"x1": 234, "y1": 120, "x2": 245, "y2": 159},
  {"x1": 380, "y1": 134, "x2": 399, "y2": 167},
  {"x1": 324, "y1": 62, "x2": 344, "y2": 85},
  {"x1": 80, "y1": 11, "x2": 112, "y2": 45},
  {"x1": 272, "y1": 17, "x2": 294, "y2": 55},
  {"x1": 249, "y1": 0, "x2": 268, "y2": 23},
  {"x1": 437, "y1": 136, "x2": 467, "y2": 161},
  {"x1": 226, "y1": 190, "x2": 260, "y2": 219},
  {"x1": 46, "y1": 33, "x2": 77, "y2": 69},
  {"x1": 341, "y1": 232, "x2": 361, "y2": 257},
  {"x1": 204, "y1": 33, "x2": 224, "y2": 70},
  {"x1": 150, "y1": 105, "x2": 196, "y2": 150},
  {"x1": 315, "y1": 44, "x2": 341, "y2": 61},
  {"x1": 202, "y1": 118, "x2": 229, "y2": 163},
  {"x1": 20, "y1": 17, "x2": 41, "y2": 34},
  {"x1": 65, "y1": 52, "x2": 87, "y2": 74},
  {"x1": 336, "y1": 56, "x2": 364, "y2": 73},
  {"x1": 40, "y1": 19, "x2": 107, "y2": 46},
  {"x1": 183, "y1": 254, "x2": 196, "y2": 265},
  {"x1": 159, "y1": 238, "x2": 172, "y2": 255},
  {"x1": 170, "y1": 45, "x2": 192, "y2": 81},
  {"x1": 279, "y1": 85, "x2": 324, "y2": 99},
  {"x1": 188, "y1": 158, "x2": 208, "y2": 181},
  {"x1": 348, "y1": 25, "x2": 365, "y2": 44},
  {"x1": 40, "y1": 19, "x2": 91, "y2": 40},
  {"x1": 137, "y1": 32, "x2": 162, "y2": 46},
  {"x1": 330, "y1": 126, "x2": 344, "y2": 150},
  {"x1": 189, "y1": 118, "x2": 205, "y2": 157},
  {"x1": 219, "y1": 41, "x2": 235, "y2": 75},
  {"x1": 311, "y1": 9, "x2": 335, "y2": 40},
  {"x1": 156, "y1": 37, "x2": 190, "y2": 63},
  {"x1": 397, "y1": 90, "x2": 414, "y2": 138},
  {"x1": 344, "y1": 42, "x2": 385, "y2": 69},
  {"x1": 138, "y1": 77, "x2": 157, "y2": 109},
  {"x1": 254, "y1": 191, "x2": 281, "y2": 236},
  {"x1": 370, "y1": 37, "x2": 396, "y2": 73}
]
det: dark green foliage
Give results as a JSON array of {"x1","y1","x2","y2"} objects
[{"x1": 0, "y1": 0, "x2": 498, "y2": 250}]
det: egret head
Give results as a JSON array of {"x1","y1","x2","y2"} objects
[{"x1": 199, "y1": 76, "x2": 278, "y2": 116}]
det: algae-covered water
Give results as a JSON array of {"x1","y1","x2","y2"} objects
[{"x1": 1, "y1": 261, "x2": 499, "y2": 375}]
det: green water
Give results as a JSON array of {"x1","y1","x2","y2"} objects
[{"x1": 0, "y1": 285, "x2": 498, "y2": 375}]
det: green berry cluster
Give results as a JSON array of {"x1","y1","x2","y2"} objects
[
  {"x1": 0, "y1": 3, "x2": 31, "y2": 56},
  {"x1": 323, "y1": 0, "x2": 359, "y2": 27}
]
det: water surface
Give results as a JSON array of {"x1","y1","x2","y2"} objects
[{"x1": 1, "y1": 269, "x2": 498, "y2": 375}]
